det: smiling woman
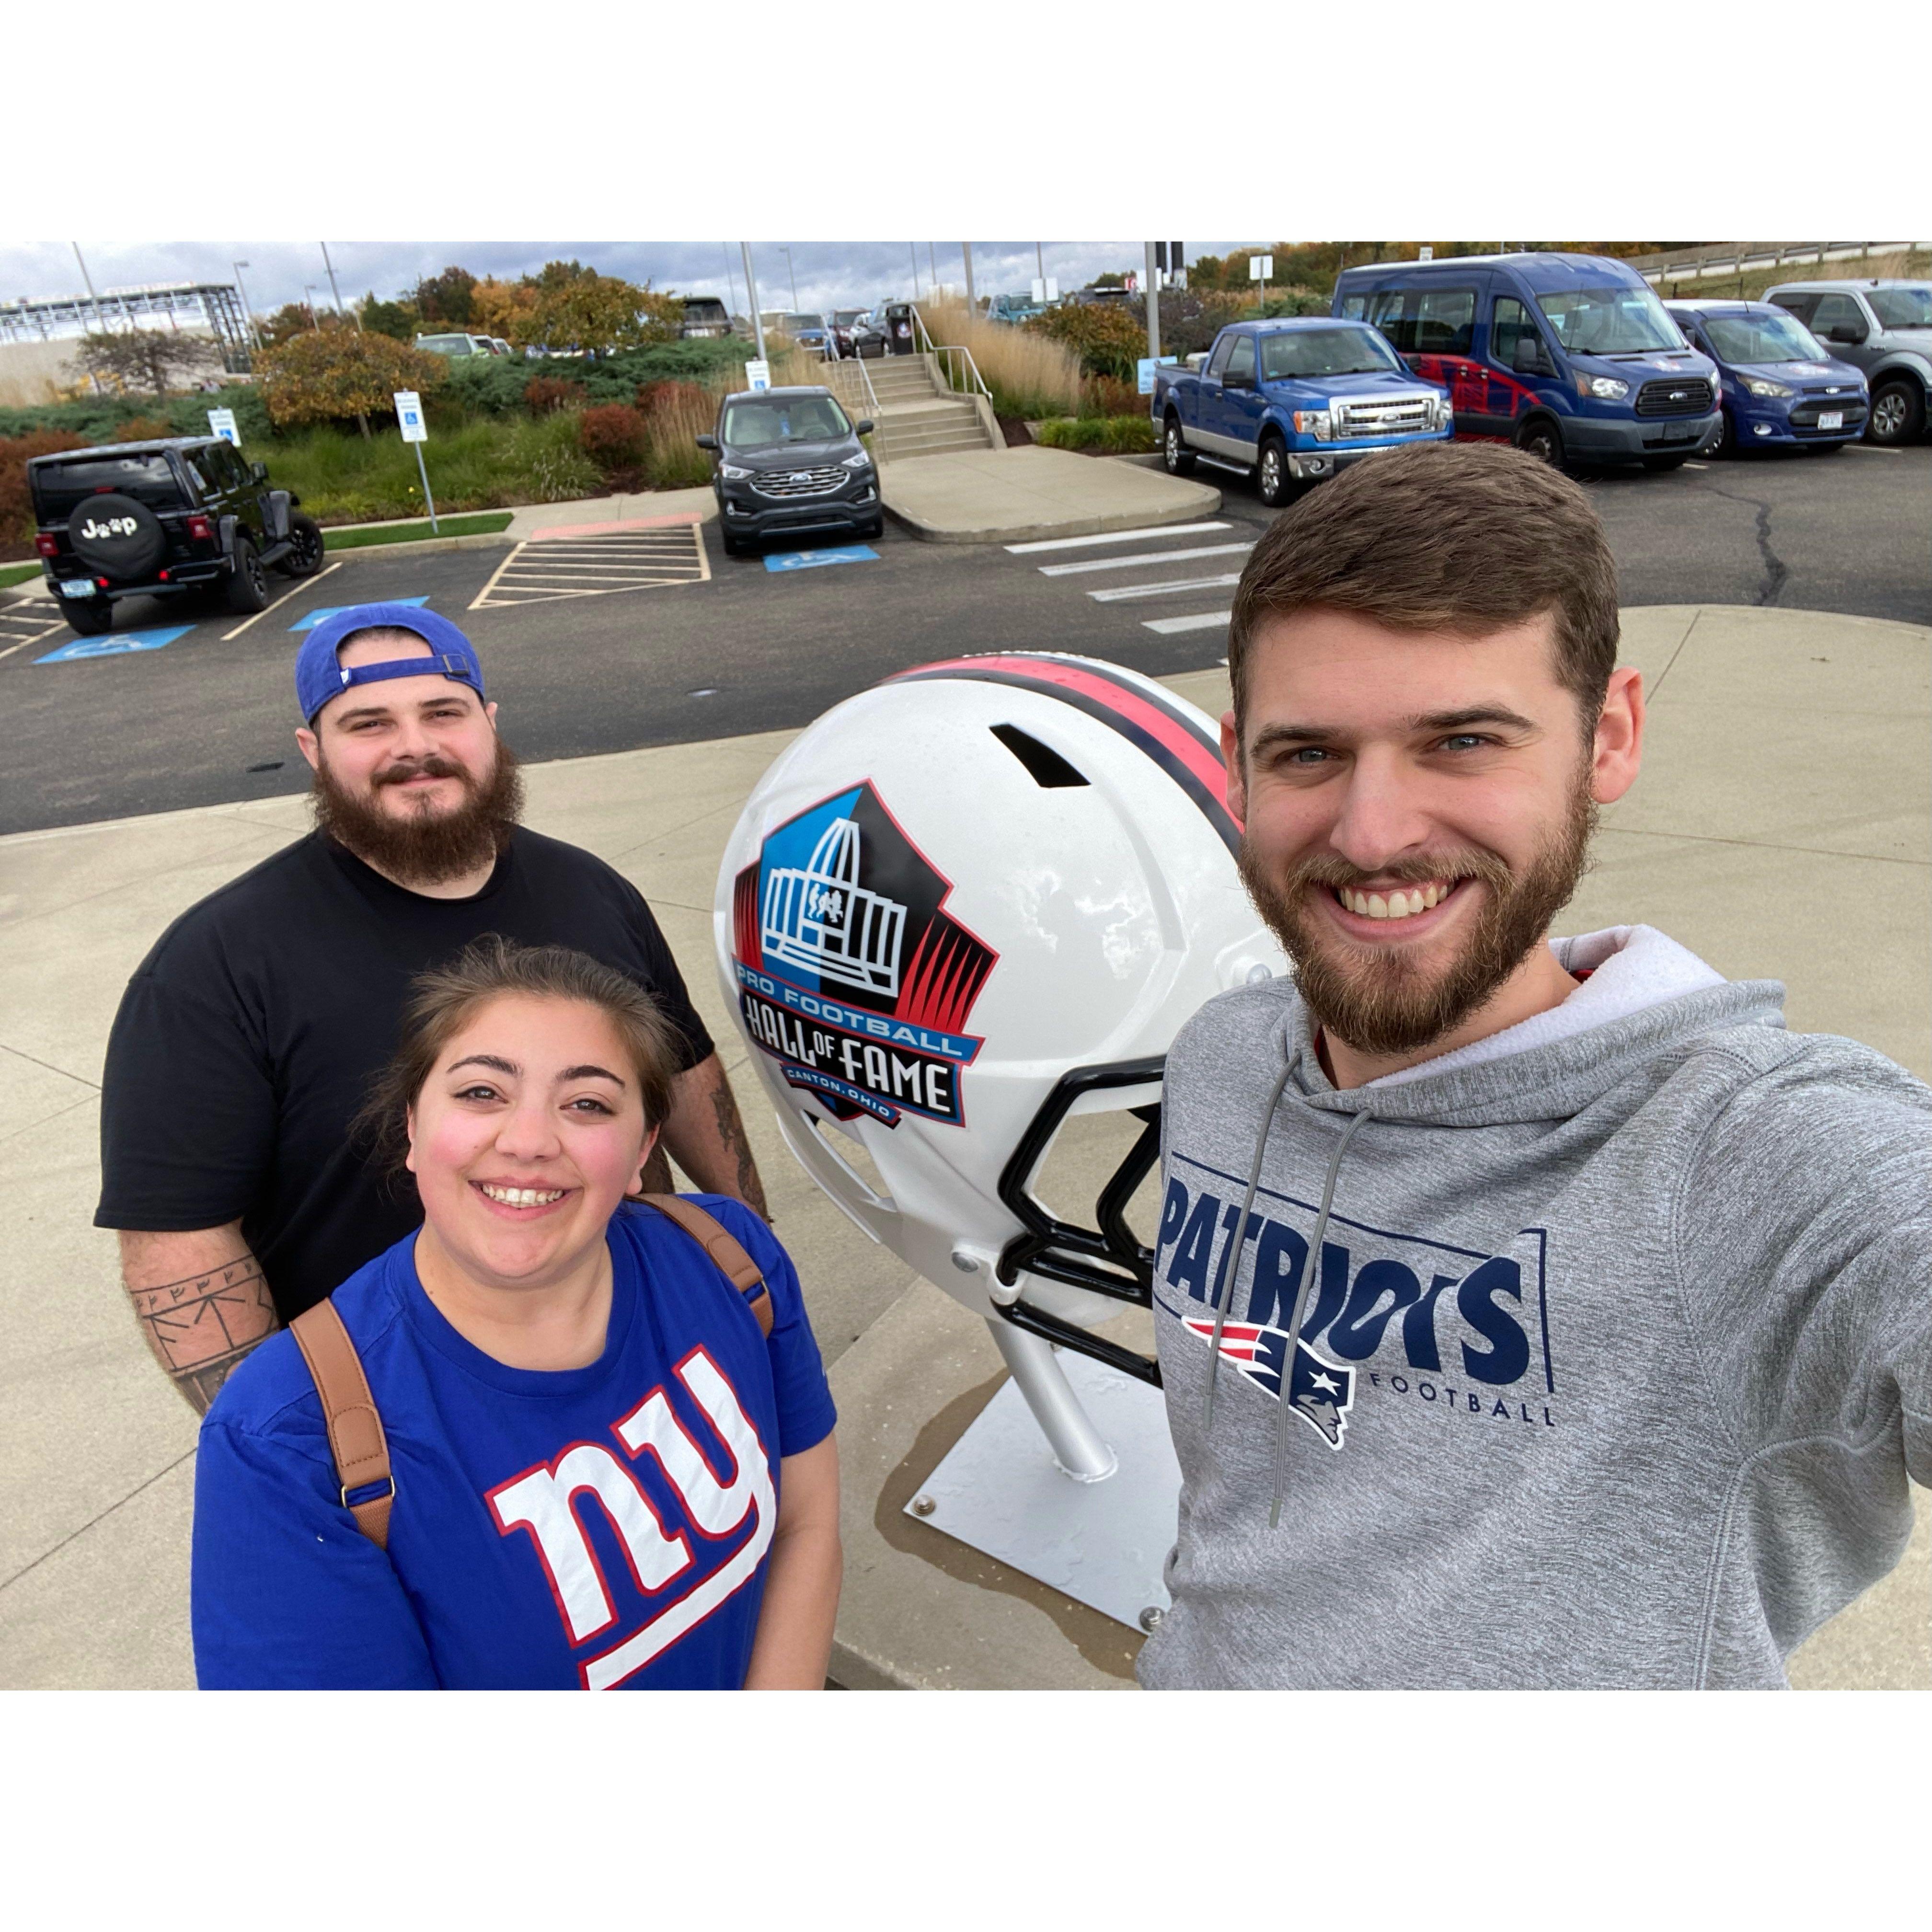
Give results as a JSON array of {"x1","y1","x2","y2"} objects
[{"x1": 189, "y1": 937, "x2": 841, "y2": 1691}]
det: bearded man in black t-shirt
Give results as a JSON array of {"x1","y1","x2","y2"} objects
[{"x1": 97, "y1": 603, "x2": 769, "y2": 1412}]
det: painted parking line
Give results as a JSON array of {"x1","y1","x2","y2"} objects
[
  {"x1": 1038, "y1": 541, "x2": 1252, "y2": 578},
  {"x1": 1087, "y1": 573, "x2": 1245, "y2": 604},
  {"x1": 472, "y1": 522, "x2": 709, "y2": 609},
  {"x1": 292, "y1": 595, "x2": 430, "y2": 632},
  {"x1": 764, "y1": 546, "x2": 879, "y2": 573},
  {"x1": 226, "y1": 559, "x2": 343, "y2": 640},
  {"x1": 1005, "y1": 521, "x2": 1230, "y2": 555},
  {"x1": 35, "y1": 625, "x2": 195, "y2": 664},
  {"x1": 1141, "y1": 611, "x2": 1232, "y2": 635}
]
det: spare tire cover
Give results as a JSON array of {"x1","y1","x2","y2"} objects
[{"x1": 68, "y1": 492, "x2": 167, "y2": 578}]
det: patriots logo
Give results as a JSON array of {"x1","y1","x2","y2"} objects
[{"x1": 1182, "y1": 1317, "x2": 1355, "y2": 1449}]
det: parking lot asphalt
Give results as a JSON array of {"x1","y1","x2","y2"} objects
[{"x1": 0, "y1": 442, "x2": 1925, "y2": 836}]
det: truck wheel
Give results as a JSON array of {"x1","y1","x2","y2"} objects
[
  {"x1": 62, "y1": 598, "x2": 114, "y2": 637},
  {"x1": 1162, "y1": 415, "x2": 1196, "y2": 476},
  {"x1": 1514, "y1": 415, "x2": 1564, "y2": 467},
  {"x1": 225, "y1": 536, "x2": 270, "y2": 613},
  {"x1": 1867, "y1": 380, "x2": 1924, "y2": 446},
  {"x1": 1256, "y1": 437, "x2": 1291, "y2": 507},
  {"x1": 1702, "y1": 411, "x2": 1733, "y2": 458},
  {"x1": 720, "y1": 527, "x2": 750, "y2": 558},
  {"x1": 279, "y1": 512, "x2": 325, "y2": 577}
]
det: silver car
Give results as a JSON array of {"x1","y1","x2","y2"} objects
[{"x1": 1763, "y1": 280, "x2": 1932, "y2": 445}]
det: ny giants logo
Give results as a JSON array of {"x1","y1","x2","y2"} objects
[{"x1": 485, "y1": 1346, "x2": 772, "y2": 1690}]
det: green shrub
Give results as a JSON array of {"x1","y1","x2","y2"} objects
[
  {"x1": 1024, "y1": 303, "x2": 1147, "y2": 381},
  {"x1": 0, "y1": 384, "x2": 273, "y2": 448},
  {"x1": 1033, "y1": 415, "x2": 1157, "y2": 454}
]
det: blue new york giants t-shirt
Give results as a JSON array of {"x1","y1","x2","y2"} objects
[{"x1": 192, "y1": 1197, "x2": 836, "y2": 1690}]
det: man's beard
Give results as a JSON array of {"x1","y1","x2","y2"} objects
[
  {"x1": 1239, "y1": 764, "x2": 1598, "y2": 1059},
  {"x1": 312, "y1": 738, "x2": 525, "y2": 888}
]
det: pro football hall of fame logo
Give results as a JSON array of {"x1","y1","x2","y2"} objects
[{"x1": 730, "y1": 783, "x2": 998, "y2": 1128}]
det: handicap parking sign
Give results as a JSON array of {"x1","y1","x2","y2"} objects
[
  {"x1": 763, "y1": 546, "x2": 879, "y2": 573},
  {"x1": 35, "y1": 625, "x2": 194, "y2": 664}
]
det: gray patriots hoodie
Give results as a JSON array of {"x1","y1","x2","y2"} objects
[{"x1": 1136, "y1": 926, "x2": 1932, "y2": 1690}]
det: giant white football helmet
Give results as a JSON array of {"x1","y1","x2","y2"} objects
[{"x1": 713, "y1": 651, "x2": 1287, "y2": 1473}]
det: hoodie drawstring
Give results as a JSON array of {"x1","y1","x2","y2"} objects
[
  {"x1": 1271, "y1": 1106, "x2": 1369, "y2": 1528},
  {"x1": 1202, "y1": 1054, "x2": 1298, "y2": 1430}
]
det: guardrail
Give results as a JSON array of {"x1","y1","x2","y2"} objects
[{"x1": 1634, "y1": 242, "x2": 1916, "y2": 285}]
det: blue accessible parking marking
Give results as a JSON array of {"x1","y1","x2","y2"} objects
[
  {"x1": 35, "y1": 625, "x2": 195, "y2": 665},
  {"x1": 763, "y1": 546, "x2": 879, "y2": 573},
  {"x1": 292, "y1": 596, "x2": 431, "y2": 632}
]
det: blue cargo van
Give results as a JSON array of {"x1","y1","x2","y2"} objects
[{"x1": 1333, "y1": 253, "x2": 1722, "y2": 470}]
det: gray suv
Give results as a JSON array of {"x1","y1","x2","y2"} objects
[
  {"x1": 1763, "y1": 280, "x2": 1932, "y2": 445},
  {"x1": 697, "y1": 386, "x2": 882, "y2": 556}
]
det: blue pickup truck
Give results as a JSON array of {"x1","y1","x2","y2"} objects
[{"x1": 1152, "y1": 318, "x2": 1454, "y2": 506}]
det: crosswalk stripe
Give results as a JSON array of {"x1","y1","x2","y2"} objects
[
  {"x1": 1142, "y1": 611, "x2": 1232, "y2": 635},
  {"x1": 1088, "y1": 573, "x2": 1244, "y2": 604},
  {"x1": 1039, "y1": 541, "x2": 1252, "y2": 578},
  {"x1": 1004, "y1": 521, "x2": 1231, "y2": 554}
]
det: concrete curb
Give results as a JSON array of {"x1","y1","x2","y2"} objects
[{"x1": 883, "y1": 493, "x2": 1223, "y2": 545}]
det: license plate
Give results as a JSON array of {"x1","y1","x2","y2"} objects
[
  {"x1": 58, "y1": 579, "x2": 96, "y2": 599},
  {"x1": 1817, "y1": 412, "x2": 1843, "y2": 430}
]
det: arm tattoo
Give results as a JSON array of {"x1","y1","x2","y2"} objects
[
  {"x1": 709, "y1": 1078, "x2": 770, "y2": 1221},
  {"x1": 129, "y1": 1256, "x2": 278, "y2": 1416}
]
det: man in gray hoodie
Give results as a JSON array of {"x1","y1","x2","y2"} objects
[{"x1": 1138, "y1": 440, "x2": 1929, "y2": 1690}]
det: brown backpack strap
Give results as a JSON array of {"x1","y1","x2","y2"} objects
[
  {"x1": 635, "y1": 1194, "x2": 773, "y2": 1337},
  {"x1": 289, "y1": 1298, "x2": 395, "y2": 1549}
]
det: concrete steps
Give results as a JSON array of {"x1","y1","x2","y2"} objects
[{"x1": 825, "y1": 352, "x2": 1002, "y2": 462}]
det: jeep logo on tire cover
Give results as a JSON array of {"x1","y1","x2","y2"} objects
[{"x1": 79, "y1": 516, "x2": 140, "y2": 541}]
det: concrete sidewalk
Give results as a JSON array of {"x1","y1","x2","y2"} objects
[
  {"x1": 0, "y1": 605, "x2": 1924, "y2": 1689},
  {"x1": 881, "y1": 446, "x2": 1221, "y2": 545}
]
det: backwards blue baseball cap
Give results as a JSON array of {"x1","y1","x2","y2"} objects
[{"x1": 294, "y1": 602, "x2": 487, "y2": 725}]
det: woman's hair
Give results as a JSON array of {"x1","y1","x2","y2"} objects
[{"x1": 356, "y1": 936, "x2": 680, "y2": 1181}]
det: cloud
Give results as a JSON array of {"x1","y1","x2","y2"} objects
[{"x1": 2, "y1": 240, "x2": 1242, "y2": 328}]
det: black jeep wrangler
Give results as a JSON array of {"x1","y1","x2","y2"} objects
[{"x1": 28, "y1": 437, "x2": 325, "y2": 636}]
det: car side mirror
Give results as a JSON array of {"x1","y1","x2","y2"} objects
[
  {"x1": 854, "y1": 420, "x2": 874, "y2": 436},
  {"x1": 1221, "y1": 368, "x2": 1249, "y2": 389},
  {"x1": 1511, "y1": 339, "x2": 1550, "y2": 376},
  {"x1": 1827, "y1": 322, "x2": 1866, "y2": 345},
  {"x1": 253, "y1": 461, "x2": 268, "y2": 483},
  {"x1": 696, "y1": 434, "x2": 718, "y2": 451}
]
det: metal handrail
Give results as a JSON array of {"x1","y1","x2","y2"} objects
[{"x1": 907, "y1": 305, "x2": 994, "y2": 405}]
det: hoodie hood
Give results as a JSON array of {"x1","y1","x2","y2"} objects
[{"x1": 1276, "y1": 925, "x2": 1786, "y2": 1127}]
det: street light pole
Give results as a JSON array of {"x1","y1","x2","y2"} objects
[
  {"x1": 962, "y1": 242, "x2": 975, "y2": 315},
  {"x1": 1145, "y1": 242, "x2": 1161, "y2": 364},
  {"x1": 781, "y1": 247, "x2": 797, "y2": 309},
  {"x1": 304, "y1": 287, "x2": 320, "y2": 330},
  {"x1": 741, "y1": 243, "x2": 767, "y2": 361},
  {"x1": 321, "y1": 242, "x2": 358, "y2": 330}
]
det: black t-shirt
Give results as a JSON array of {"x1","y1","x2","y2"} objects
[{"x1": 95, "y1": 828, "x2": 715, "y2": 1322}]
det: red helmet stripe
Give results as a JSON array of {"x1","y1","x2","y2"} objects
[{"x1": 883, "y1": 654, "x2": 1242, "y2": 855}]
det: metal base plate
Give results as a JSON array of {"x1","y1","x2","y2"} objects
[{"x1": 905, "y1": 1350, "x2": 1182, "y2": 1632}]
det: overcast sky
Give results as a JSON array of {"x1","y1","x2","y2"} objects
[{"x1": 0, "y1": 240, "x2": 1237, "y2": 327}]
